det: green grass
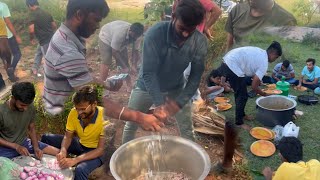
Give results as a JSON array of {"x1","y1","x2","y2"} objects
[{"x1": 209, "y1": 33, "x2": 320, "y2": 179}]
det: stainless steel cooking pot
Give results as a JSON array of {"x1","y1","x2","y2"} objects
[{"x1": 110, "y1": 135, "x2": 211, "y2": 180}]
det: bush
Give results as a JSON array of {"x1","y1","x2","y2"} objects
[
  {"x1": 33, "y1": 84, "x2": 104, "y2": 134},
  {"x1": 301, "y1": 31, "x2": 320, "y2": 49},
  {"x1": 292, "y1": 0, "x2": 319, "y2": 25},
  {"x1": 2, "y1": 0, "x2": 66, "y2": 29}
]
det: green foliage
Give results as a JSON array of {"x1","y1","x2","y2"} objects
[
  {"x1": 207, "y1": 17, "x2": 228, "y2": 61},
  {"x1": 33, "y1": 84, "x2": 104, "y2": 134},
  {"x1": 301, "y1": 31, "x2": 320, "y2": 50},
  {"x1": 144, "y1": 0, "x2": 173, "y2": 25},
  {"x1": 2, "y1": 0, "x2": 66, "y2": 29},
  {"x1": 292, "y1": 0, "x2": 319, "y2": 24}
]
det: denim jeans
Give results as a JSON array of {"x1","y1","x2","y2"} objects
[
  {"x1": 270, "y1": 75, "x2": 298, "y2": 85},
  {"x1": 8, "y1": 37, "x2": 21, "y2": 70},
  {"x1": 41, "y1": 134, "x2": 103, "y2": 180},
  {"x1": 300, "y1": 80, "x2": 320, "y2": 90},
  {"x1": 122, "y1": 87, "x2": 194, "y2": 144},
  {"x1": 0, "y1": 138, "x2": 48, "y2": 159}
]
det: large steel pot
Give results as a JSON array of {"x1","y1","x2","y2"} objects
[
  {"x1": 256, "y1": 95, "x2": 297, "y2": 127},
  {"x1": 110, "y1": 135, "x2": 211, "y2": 180}
]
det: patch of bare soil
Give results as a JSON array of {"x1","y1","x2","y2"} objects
[{"x1": 108, "y1": 0, "x2": 149, "y2": 9}]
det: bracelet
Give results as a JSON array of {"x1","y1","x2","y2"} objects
[{"x1": 118, "y1": 107, "x2": 125, "y2": 120}]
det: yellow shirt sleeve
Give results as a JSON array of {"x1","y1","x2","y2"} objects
[
  {"x1": 100, "y1": 120, "x2": 110, "y2": 136},
  {"x1": 0, "y1": 18, "x2": 7, "y2": 38},
  {"x1": 66, "y1": 109, "x2": 77, "y2": 132}
]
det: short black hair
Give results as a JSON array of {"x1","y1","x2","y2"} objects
[
  {"x1": 66, "y1": 0, "x2": 109, "y2": 20},
  {"x1": 207, "y1": 69, "x2": 221, "y2": 85},
  {"x1": 26, "y1": 0, "x2": 39, "y2": 7},
  {"x1": 130, "y1": 23, "x2": 144, "y2": 37},
  {"x1": 72, "y1": 85, "x2": 98, "y2": 105},
  {"x1": 278, "y1": 137, "x2": 303, "y2": 163},
  {"x1": 175, "y1": 0, "x2": 205, "y2": 27},
  {"x1": 209, "y1": 69, "x2": 222, "y2": 78},
  {"x1": 267, "y1": 41, "x2": 282, "y2": 56},
  {"x1": 306, "y1": 58, "x2": 316, "y2": 65},
  {"x1": 282, "y1": 60, "x2": 290, "y2": 68},
  {"x1": 12, "y1": 82, "x2": 35, "y2": 104}
]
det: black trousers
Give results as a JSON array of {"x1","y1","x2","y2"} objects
[{"x1": 217, "y1": 63, "x2": 248, "y2": 125}]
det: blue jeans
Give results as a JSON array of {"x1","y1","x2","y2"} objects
[
  {"x1": 0, "y1": 138, "x2": 48, "y2": 159},
  {"x1": 41, "y1": 134, "x2": 103, "y2": 180},
  {"x1": 8, "y1": 37, "x2": 21, "y2": 70},
  {"x1": 300, "y1": 80, "x2": 320, "y2": 90},
  {"x1": 271, "y1": 77, "x2": 298, "y2": 85}
]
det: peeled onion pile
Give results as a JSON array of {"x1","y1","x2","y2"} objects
[{"x1": 20, "y1": 166, "x2": 64, "y2": 180}]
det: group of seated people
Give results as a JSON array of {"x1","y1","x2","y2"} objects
[
  {"x1": 0, "y1": 82, "x2": 109, "y2": 180},
  {"x1": 205, "y1": 58, "x2": 320, "y2": 100}
]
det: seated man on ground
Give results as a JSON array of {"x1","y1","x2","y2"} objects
[
  {"x1": 297, "y1": 58, "x2": 320, "y2": 90},
  {"x1": 41, "y1": 86, "x2": 110, "y2": 180},
  {"x1": 0, "y1": 82, "x2": 59, "y2": 159},
  {"x1": 263, "y1": 137, "x2": 320, "y2": 180},
  {"x1": 205, "y1": 69, "x2": 232, "y2": 101},
  {"x1": 271, "y1": 60, "x2": 297, "y2": 84}
]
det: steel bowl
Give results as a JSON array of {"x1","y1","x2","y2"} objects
[{"x1": 110, "y1": 135, "x2": 211, "y2": 180}]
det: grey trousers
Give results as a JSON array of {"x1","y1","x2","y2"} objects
[
  {"x1": 122, "y1": 87, "x2": 194, "y2": 144},
  {"x1": 33, "y1": 43, "x2": 49, "y2": 70}
]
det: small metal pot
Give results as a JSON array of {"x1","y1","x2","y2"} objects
[
  {"x1": 110, "y1": 135, "x2": 211, "y2": 180},
  {"x1": 256, "y1": 95, "x2": 297, "y2": 127}
]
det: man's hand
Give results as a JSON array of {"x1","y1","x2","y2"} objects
[
  {"x1": 105, "y1": 79, "x2": 123, "y2": 91},
  {"x1": 153, "y1": 105, "x2": 170, "y2": 122},
  {"x1": 56, "y1": 151, "x2": 67, "y2": 161},
  {"x1": 262, "y1": 167, "x2": 273, "y2": 180},
  {"x1": 34, "y1": 148, "x2": 43, "y2": 160},
  {"x1": 15, "y1": 145, "x2": 30, "y2": 156},
  {"x1": 302, "y1": 79, "x2": 307, "y2": 84},
  {"x1": 58, "y1": 158, "x2": 77, "y2": 169},
  {"x1": 140, "y1": 114, "x2": 164, "y2": 131},
  {"x1": 204, "y1": 28, "x2": 213, "y2": 39},
  {"x1": 15, "y1": 36, "x2": 22, "y2": 44}
]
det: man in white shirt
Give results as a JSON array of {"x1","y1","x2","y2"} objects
[
  {"x1": 217, "y1": 41, "x2": 282, "y2": 130},
  {"x1": 98, "y1": 20, "x2": 144, "y2": 91}
]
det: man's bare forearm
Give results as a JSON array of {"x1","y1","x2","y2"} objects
[{"x1": 0, "y1": 138, "x2": 18, "y2": 149}]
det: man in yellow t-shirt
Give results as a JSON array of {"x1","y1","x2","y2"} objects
[
  {"x1": 0, "y1": 17, "x2": 12, "y2": 89},
  {"x1": 41, "y1": 86, "x2": 108, "y2": 180},
  {"x1": 0, "y1": 18, "x2": 7, "y2": 38},
  {"x1": 263, "y1": 137, "x2": 320, "y2": 180}
]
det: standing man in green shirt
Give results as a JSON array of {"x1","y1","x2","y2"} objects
[
  {"x1": 122, "y1": 0, "x2": 207, "y2": 143},
  {"x1": 26, "y1": 0, "x2": 57, "y2": 76},
  {"x1": 0, "y1": 82, "x2": 59, "y2": 159},
  {"x1": 0, "y1": 1, "x2": 21, "y2": 82},
  {"x1": 225, "y1": 0, "x2": 296, "y2": 51}
]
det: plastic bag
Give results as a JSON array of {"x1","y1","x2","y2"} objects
[
  {"x1": 0, "y1": 157, "x2": 21, "y2": 180},
  {"x1": 272, "y1": 125, "x2": 284, "y2": 144},
  {"x1": 282, "y1": 121, "x2": 300, "y2": 138}
]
